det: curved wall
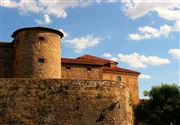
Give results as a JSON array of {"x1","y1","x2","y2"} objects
[
  {"x1": 13, "y1": 28, "x2": 62, "y2": 78},
  {"x1": 0, "y1": 79, "x2": 133, "y2": 125}
]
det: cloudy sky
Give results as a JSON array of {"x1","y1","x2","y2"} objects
[{"x1": 0, "y1": 0, "x2": 179, "y2": 98}]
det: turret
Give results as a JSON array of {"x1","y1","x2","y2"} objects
[{"x1": 12, "y1": 27, "x2": 63, "y2": 78}]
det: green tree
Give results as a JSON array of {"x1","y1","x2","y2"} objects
[{"x1": 134, "y1": 84, "x2": 180, "y2": 125}]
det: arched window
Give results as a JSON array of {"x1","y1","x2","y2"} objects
[{"x1": 116, "y1": 76, "x2": 122, "y2": 82}]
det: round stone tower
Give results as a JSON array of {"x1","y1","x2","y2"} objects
[{"x1": 12, "y1": 27, "x2": 63, "y2": 78}]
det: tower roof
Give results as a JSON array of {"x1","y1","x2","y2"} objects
[{"x1": 11, "y1": 27, "x2": 64, "y2": 38}]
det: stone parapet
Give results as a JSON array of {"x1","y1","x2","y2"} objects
[{"x1": 0, "y1": 79, "x2": 133, "y2": 125}]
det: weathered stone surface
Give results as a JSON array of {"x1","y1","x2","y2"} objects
[
  {"x1": 13, "y1": 29, "x2": 62, "y2": 78},
  {"x1": 0, "y1": 46, "x2": 14, "y2": 78},
  {"x1": 61, "y1": 64, "x2": 102, "y2": 80},
  {"x1": 103, "y1": 72, "x2": 139, "y2": 104},
  {"x1": 0, "y1": 79, "x2": 133, "y2": 125}
]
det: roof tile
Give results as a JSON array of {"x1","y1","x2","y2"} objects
[
  {"x1": 61, "y1": 58, "x2": 103, "y2": 66},
  {"x1": 77, "y1": 54, "x2": 118, "y2": 64},
  {"x1": 102, "y1": 66, "x2": 140, "y2": 74}
]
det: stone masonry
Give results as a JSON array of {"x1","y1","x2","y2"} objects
[
  {"x1": 0, "y1": 79, "x2": 133, "y2": 125},
  {"x1": 0, "y1": 27, "x2": 63, "y2": 78},
  {"x1": 0, "y1": 27, "x2": 139, "y2": 125}
]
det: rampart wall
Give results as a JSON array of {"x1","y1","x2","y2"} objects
[{"x1": 0, "y1": 79, "x2": 133, "y2": 125}]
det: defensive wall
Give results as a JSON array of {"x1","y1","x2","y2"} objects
[{"x1": 0, "y1": 79, "x2": 133, "y2": 125}]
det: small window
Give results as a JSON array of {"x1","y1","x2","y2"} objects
[
  {"x1": 87, "y1": 67, "x2": 91, "y2": 71},
  {"x1": 39, "y1": 36, "x2": 45, "y2": 41},
  {"x1": 116, "y1": 76, "x2": 122, "y2": 82},
  {"x1": 66, "y1": 66, "x2": 71, "y2": 70},
  {"x1": 38, "y1": 58, "x2": 45, "y2": 64}
]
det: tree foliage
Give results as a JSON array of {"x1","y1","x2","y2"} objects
[{"x1": 134, "y1": 84, "x2": 180, "y2": 125}]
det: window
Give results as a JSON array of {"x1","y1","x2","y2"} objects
[
  {"x1": 116, "y1": 76, "x2": 122, "y2": 82},
  {"x1": 39, "y1": 36, "x2": 45, "y2": 41},
  {"x1": 38, "y1": 58, "x2": 45, "y2": 64},
  {"x1": 87, "y1": 67, "x2": 91, "y2": 71},
  {"x1": 66, "y1": 66, "x2": 71, "y2": 70}
]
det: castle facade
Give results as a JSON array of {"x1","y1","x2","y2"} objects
[{"x1": 0, "y1": 27, "x2": 140, "y2": 104}]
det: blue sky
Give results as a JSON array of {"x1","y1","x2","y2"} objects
[{"x1": 0, "y1": 0, "x2": 179, "y2": 98}]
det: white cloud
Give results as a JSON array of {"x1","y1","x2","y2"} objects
[
  {"x1": 129, "y1": 24, "x2": 174, "y2": 40},
  {"x1": 174, "y1": 20, "x2": 180, "y2": 31},
  {"x1": 115, "y1": 53, "x2": 170, "y2": 68},
  {"x1": 44, "y1": 14, "x2": 51, "y2": 24},
  {"x1": 18, "y1": 0, "x2": 41, "y2": 14},
  {"x1": 122, "y1": 0, "x2": 180, "y2": 41},
  {"x1": 0, "y1": 0, "x2": 41, "y2": 14},
  {"x1": 129, "y1": 33, "x2": 152, "y2": 41},
  {"x1": 0, "y1": 0, "x2": 96, "y2": 18},
  {"x1": 110, "y1": 57, "x2": 119, "y2": 62},
  {"x1": 139, "y1": 74, "x2": 152, "y2": 79},
  {"x1": 168, "y1": 49, "x2": 180, "y2": 59},
  {"x1": 121, "y1": 0, "x2": 180, "y2": 21},
  {"x1": 64, "y1": 34, "x2": 102, "y2": 53},
  {"x1": 0, "y1": 0, "x2": 17, "y2": 8},
  {"x1": 58, "y1": 29, "x2": 69, "y2": 38},
  {"x1": 37, "y1": 0, "x2": 77, "y2": 18},
  {"x1": 96, "y1": 0, "x2": 120, "y2": 3},
  {"x1": 35, "y1": 14, "x2": 52, "y2": 25},
  {"x1": 103, "y1": 53, "x2": 112, "y2": 58}
]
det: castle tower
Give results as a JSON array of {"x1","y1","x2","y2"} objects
[{"x1": 12, "y1": 27, "x2": 63, "y2": 78}]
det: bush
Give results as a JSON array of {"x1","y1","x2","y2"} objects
[{"x1": 134, "y1": 84, "x2": 180, "y2": 125}]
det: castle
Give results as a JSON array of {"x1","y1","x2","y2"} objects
[{"x1": 0, "y1": 27, "x2": 140, "y2": 124}]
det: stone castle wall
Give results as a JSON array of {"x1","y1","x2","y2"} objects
[
  {"x1": 13, "y1": 29, "x2": 62, "y2": 78},
  {"x1": 0, "y1": 79, "x2": 133, "y2": 125},
  {"x1": 103, "y1": 72, "x2": 139, "y2": 104},
  {"x1": 0, "y1": 46, "x2": 14, "y2": 78},
  {"x1": 61, "y1": 64, "x2": 102, "y2": 80}
]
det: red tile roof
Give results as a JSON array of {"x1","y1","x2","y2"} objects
[
  {"x1": 77, "y1": 54, "x2": 118, "y2": 64},
  {"x1": 61, "y1": 58, "x2": 103, "y2": 66},
  {"x1": 62, "y1": 55, "x2": 140, "y2": 75},
  {"x1": 102, "y1": 66, "x2": 140, "y2": 75}
]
